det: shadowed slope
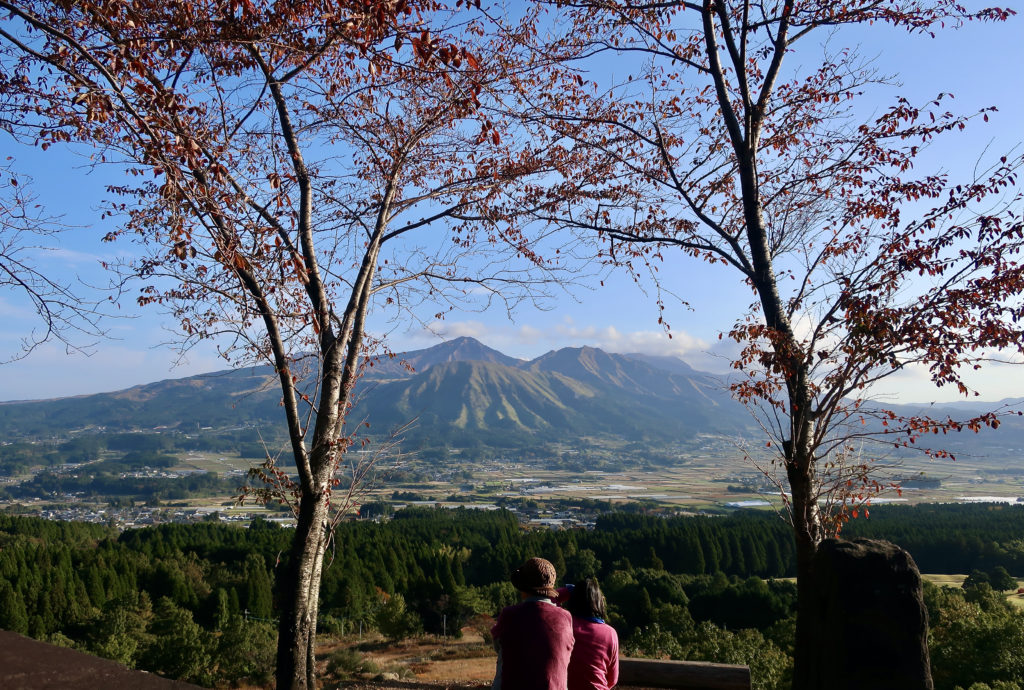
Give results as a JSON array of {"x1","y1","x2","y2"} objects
[{"x1": 0, "y1": 630, "x2": 202, "y2": 690}]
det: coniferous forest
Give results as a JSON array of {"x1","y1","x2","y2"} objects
[{"x1": 1, "y1": 504, "x2": 1024, "y2": 689}]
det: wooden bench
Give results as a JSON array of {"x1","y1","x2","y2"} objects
[{"x1": 618, "y1": 657, "x2": 752, "y2": 690}]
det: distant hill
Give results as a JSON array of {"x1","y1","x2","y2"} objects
[
  {"x1": 0, "y1": 366, "x2": 284, "y2": 438},
  {"x1": 0, "y1": 338, "x2": 751, "y2": 444},
  {"x1": 0, "y1": 337, "x2": 1021, "y2": 454},
  {"x1": 357, "y1": 346, "x2": 751, "y2": 445}
]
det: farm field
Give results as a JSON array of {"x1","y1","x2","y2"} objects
[
  {"x1": 163, "y1": 444, "x2": 1024, "y2": 515},
  {"x1": 421, "y1": 452, "x2": 1020, "y2": 511},
  {"x1": 8, "y1": 434, "x2": 1021, "y2": 525}
]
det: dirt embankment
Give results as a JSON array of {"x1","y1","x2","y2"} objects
[
  {"x1": 0, "y1": 628, "x2": 497, "y2": 690},
  {"x1": 0, "y1": 630, "x2": 203, "y2": 690}
]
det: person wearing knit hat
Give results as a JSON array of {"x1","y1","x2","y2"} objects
[
  {"x1": 511, "y1": 556, "x2": 561, "y2": 599},
  {"x1": 491, "y1": 557, "x2": 574, "y2": 690}
]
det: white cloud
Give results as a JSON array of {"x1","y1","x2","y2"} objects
[
  {"x1": 430, "y1": 321, "x2": 491, "y2": 340},
  {"x1": 46, "y1": 246, "x2": 110, "y2": 265},
  {"x1": 865, "y1": 359, "x2": 1024, "y2": 405},
  {"x1": 551, "y1": 320, "x2": 708, "y2": 355}
]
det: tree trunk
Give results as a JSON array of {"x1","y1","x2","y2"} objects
[
  {"x1": 275, "y1": 487, "x2": 330, "y2": 690},
  {"x1": 788, "y1": 432, "x2": 822, "y2": 690},
  {"x1": 790, "y1": 469, "x2": 818, "y2": 690}
]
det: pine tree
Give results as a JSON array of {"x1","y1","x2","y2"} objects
[
  {"x1": 0, "y1": 581, "x2": 29, "y2": 634},
  {"x1": 214, "y1": 588, "x2": 231, "y2": 631},
  {"x1": 244, "y1": 554, "x2": 273, "y2": 620},
  {"x1": 89, "y1": 595, "x2": 153, "y2": 668},
  {"x1": 141, "y1": 597, "x2": 212, "y2": 685}
]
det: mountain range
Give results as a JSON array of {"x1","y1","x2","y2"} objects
[
  {"x1": 0, "y1": 338, "x2": 750, "y2": 444},
  {"x1": 356, "y1": 338, "x2": 751, "y2": 446},
  {"x1": 1, "y1": 337, "x2": 1022, "y2": 453}
]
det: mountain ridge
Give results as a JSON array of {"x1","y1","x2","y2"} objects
[
  {"x1": 1, "y1": 337, "x2": 1021, "y2": 451},
  {"x1": 0, "y1": 338, "x2": 749, "y2": 443},
  {"x1": 364, "y1": 336, "x2": 522, "y2": 379}
]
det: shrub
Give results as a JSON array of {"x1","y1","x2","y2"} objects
[{"x1": 326, "y1": 647, "x2": 379, "y2": 679}]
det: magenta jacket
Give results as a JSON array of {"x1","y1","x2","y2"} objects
[{"x1": 491, "y1": 599, "x2": 574, "y2": 689}]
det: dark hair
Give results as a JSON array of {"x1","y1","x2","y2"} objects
[{"x1": 566, "y1": 578, "x2": 607, "y2": 620}]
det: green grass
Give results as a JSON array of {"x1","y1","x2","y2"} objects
[
  {"x1": 921, "y1": 573, "x2": 1024, "y2": 609},
  {"x1": 922, "y1": 574, "x2": 966, "y2": 588}
]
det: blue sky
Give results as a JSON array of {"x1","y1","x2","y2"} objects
[{"x1": 1, "y1": 8, "x2": 1022, "y2": 404}]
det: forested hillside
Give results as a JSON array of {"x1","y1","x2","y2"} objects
[{"x1": 1, "y1": 504, "x2": 1023, "y2": 688}]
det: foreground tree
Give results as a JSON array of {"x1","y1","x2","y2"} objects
[
  {"x1": 540, "y1": 1, "x2": 1024, "y2": 685},
  {"x1": 0, "y1": 2, "x2": 573, "y2": 686}
]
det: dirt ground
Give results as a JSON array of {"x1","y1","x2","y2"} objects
[
  {"x1": 0, "y1": 628, "x2": 662, "y2": 690},
  {"x1": 0, "y1": 627, "x2": 492, "y2": 690},
  {"x1": 319, "y1": 627, "x2": 498, "y2": 686},
  {"x1": 321, "y1": 631, "x2": 656, "y2": 690},
  {"x1": 0, "y1": 630, "x2": 203, "y2": 690},
  {"x1": 0, "y1": 626, "x2": 496, "y2": 690},
  {"x1": 331, "y1": 679, "x2": 659, "y2": 690}
]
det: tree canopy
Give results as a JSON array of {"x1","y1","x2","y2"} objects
[
  {"x1": 530, "y1": 1, "x2": 1023, "y2": 685},
  {"x1": 0, "y1": 1, "x2": 583, "y2": 686}
]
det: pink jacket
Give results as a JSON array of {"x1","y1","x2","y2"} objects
[{"x1": 567, "y1": 617, "x2": 619, "y2": 690}]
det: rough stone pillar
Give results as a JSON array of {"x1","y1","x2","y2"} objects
[{"x1": 805, "y1": 538, "x2": 932, "y2": 690}]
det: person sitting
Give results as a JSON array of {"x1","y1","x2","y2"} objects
[
  {"x1": 565, "y1": 578, "x2": 619, "y2": 690},
  {"x1": 491, "y1": 557, "x2": 574, "y2": 690}
]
